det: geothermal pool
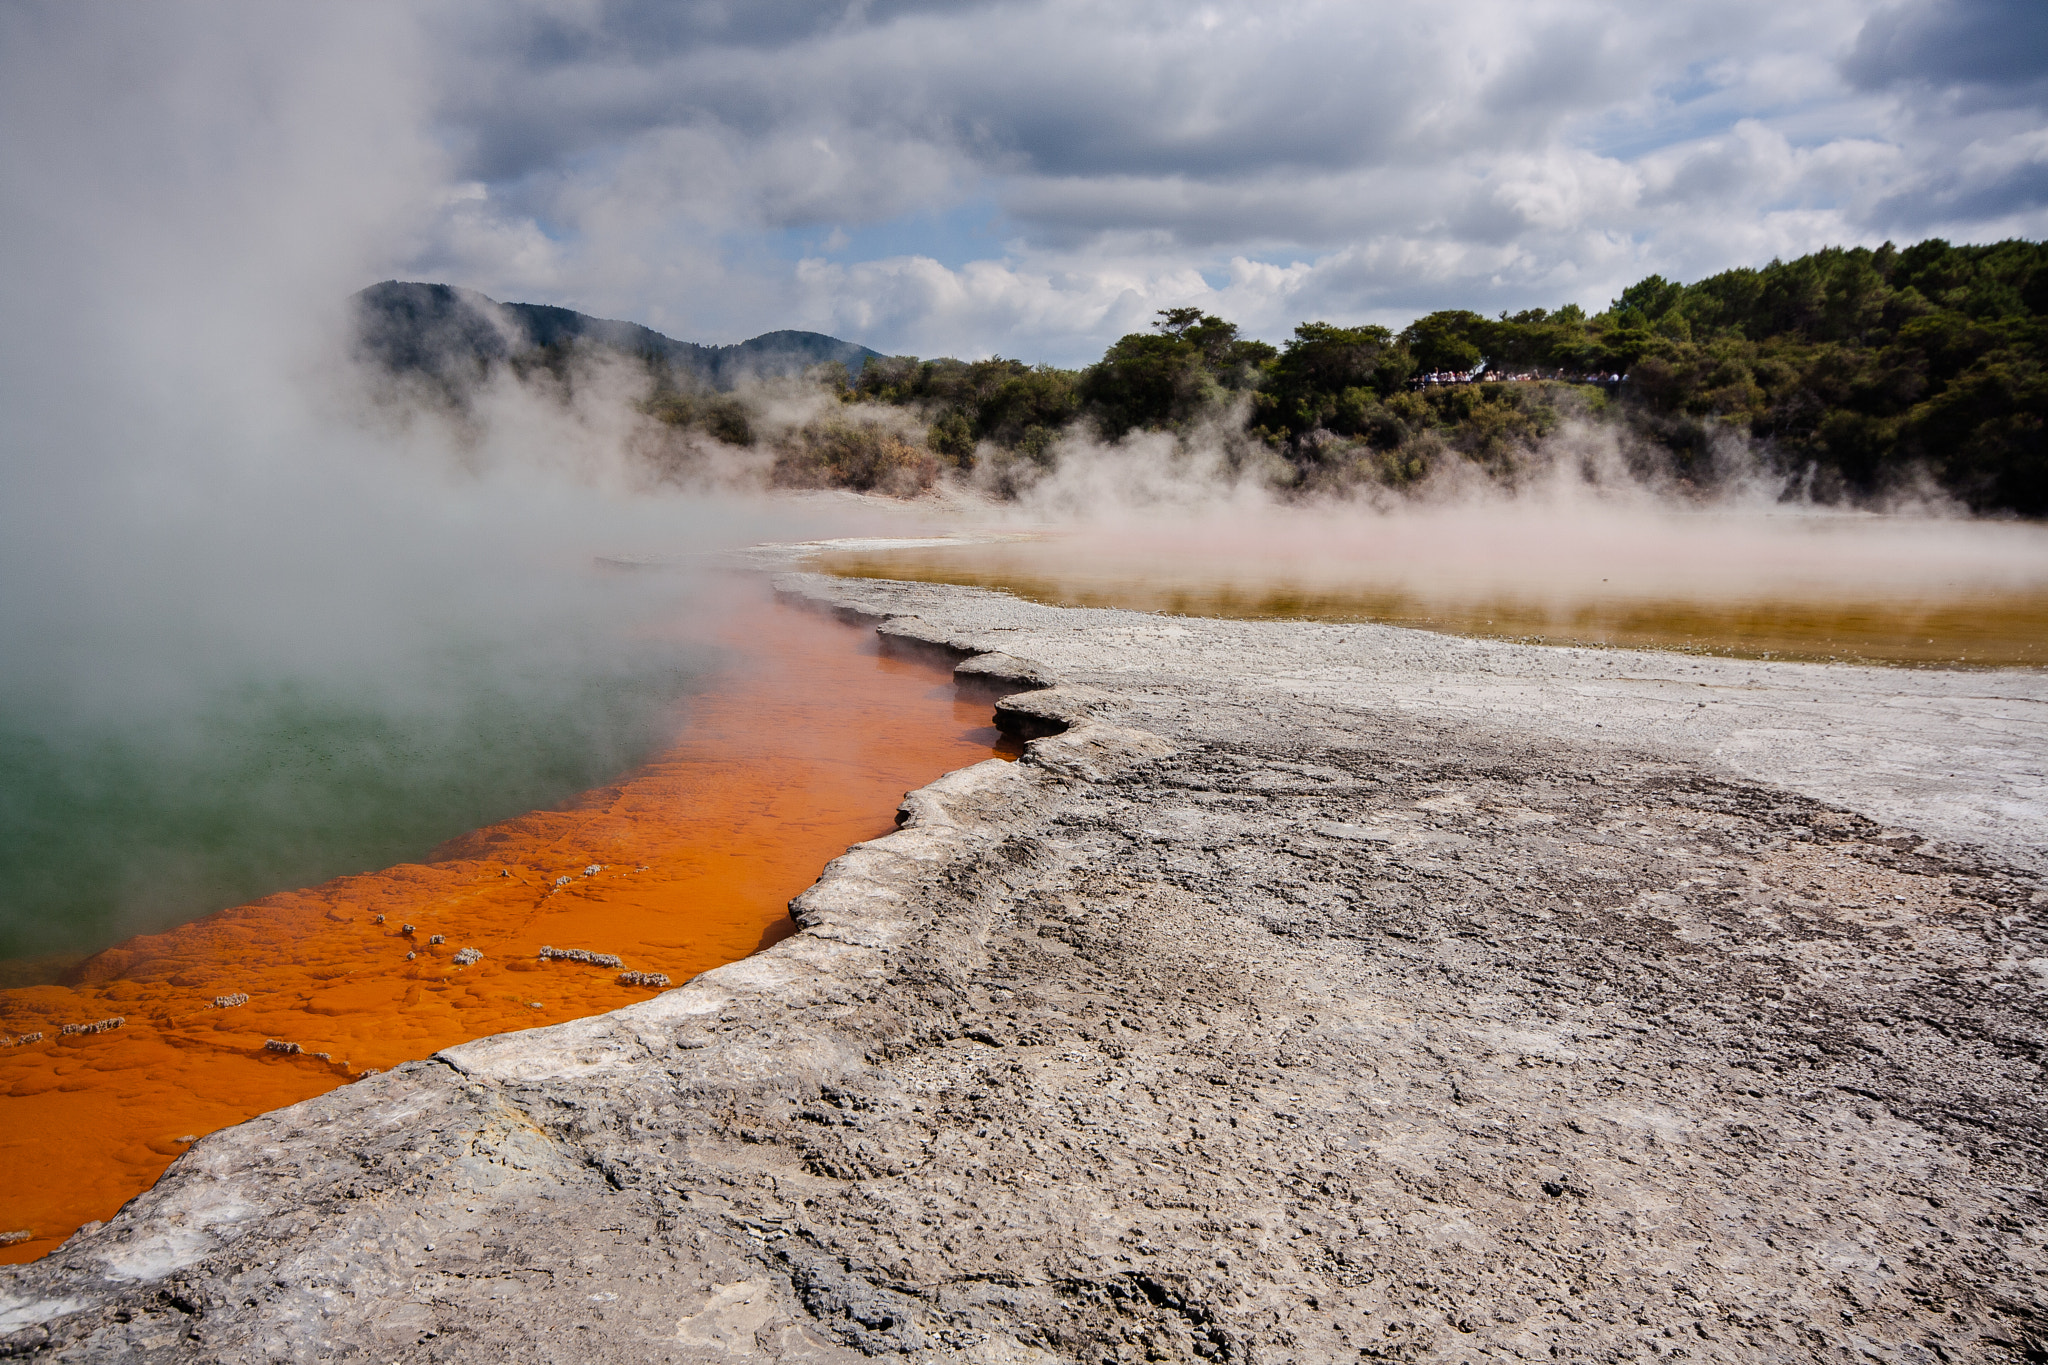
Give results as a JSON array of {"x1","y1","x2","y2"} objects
[
  {"x1": 7, "y1": 505, "x2": 2042, "y2": 1264},
  {"x1": 0, "y1": 586, "x2": 1010, "y2": 1263},
  {"x1": 816, "y1": 509, "x2": 2048, "y2": 668}
]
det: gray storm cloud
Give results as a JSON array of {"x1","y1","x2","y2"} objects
[{"x1": 1843, "y1": 0, "x2": 2048, "y2": 97}]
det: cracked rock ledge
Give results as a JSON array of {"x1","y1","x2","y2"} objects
[{"x1": 3, "y1": 570, "x2": 2045, "y2": 1363}]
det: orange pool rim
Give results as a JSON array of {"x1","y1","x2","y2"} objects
[{"x1": 0, "y1": 585, "x2": 1012, "y2": 1263}]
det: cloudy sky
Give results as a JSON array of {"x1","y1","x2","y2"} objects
[{"x1": 7, "y1": 0, "x2": 2048, "y2": 366}]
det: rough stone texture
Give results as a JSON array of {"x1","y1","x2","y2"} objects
[
  {"x1": 955, "y1": 654, "x2": 1057, "y2": 696},
  {"x1": 4, "y1": 571, "x2": 2044, "y2": 1363},
  {"x1": 875, "y1": 616, "x2": 981, "y2": 665}
]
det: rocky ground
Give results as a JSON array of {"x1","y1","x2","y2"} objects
[{"x1": 3, "y1": 571, "x2": 2044, "y2": 1363}]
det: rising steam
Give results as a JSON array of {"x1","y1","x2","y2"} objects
[{"x1": 0, "y1": 9, "x2": 885, "y2": 963}]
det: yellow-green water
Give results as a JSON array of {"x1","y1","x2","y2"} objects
[{"x1": 817, "y1": 512, "x2": 2048, "y2": 668}]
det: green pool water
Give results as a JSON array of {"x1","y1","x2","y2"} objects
[{"x1": 0, "y1": 645, "x2": 706, "y2": 970}]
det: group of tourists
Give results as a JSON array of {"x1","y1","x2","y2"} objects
[{"x1": 1410, "y1": 367, "x2": 1628, "y2": 388}]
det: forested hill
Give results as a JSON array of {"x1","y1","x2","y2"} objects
[
  {"x1": 351, "y1": 281, "x2": 882, "y2": 392},
  {"x1": 353, "y1": 242, "x2": 2044, "y2": 515},
  {"x1": 834, "y1": 238, "x2": 2045, "y2": 514}
]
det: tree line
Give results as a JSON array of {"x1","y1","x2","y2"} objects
[{"x1": 651, "y1": 238, "x2": 2045, "y2": 513}]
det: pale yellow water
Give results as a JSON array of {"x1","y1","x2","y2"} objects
[{"x1": 817, "y1": 510, "x2": 2048, "y2": 667}]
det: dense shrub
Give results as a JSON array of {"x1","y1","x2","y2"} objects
[
  {"x1": 770, "y1": 419, "x2": 938, "y2": 497},
  {"x1": 1382, "y1": 239, "x2": 2048, "y2": 511},
  {"x1": 851, "y1": 355, "x2": 1079, "y2": 465},
  {"x1": 643, "y1": 391, "x2": 754, "y2": 446}
]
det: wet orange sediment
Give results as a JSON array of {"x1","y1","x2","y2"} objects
[{"x1": 0, "y1": 592, "x2": 1012, "y2": 1263}]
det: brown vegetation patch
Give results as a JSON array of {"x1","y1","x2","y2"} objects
[{"x1": 771, "y1": 417, "x2": 940, "y2": 497}]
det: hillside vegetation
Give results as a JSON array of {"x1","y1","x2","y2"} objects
[
  {"x1": 353, "y1": 281, "x2": 881, "y2": 396},
  {"x1": 362, "y1": 241, "x2": 2047, "y2": 513},
  {"x1": 834, "y1": 239, "x2": 2045, "y2": 512}
]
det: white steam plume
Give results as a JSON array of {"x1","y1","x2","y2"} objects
[{"x1": 0, "y1": 7, "x2": 873, "y2": 959}]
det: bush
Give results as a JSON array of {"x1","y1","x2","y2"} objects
[
  {"x1": 642, "y1": 391, "x2": 753, "y2": 446},
  {"x1": 771, "y1": 419, "x2": 939, "y2": 497},
  {"x1": 926, "y1": 411, "x2": 975, "y2": 463},
  {"x1": 854, "y1": 355, "x2": 1080, "y2": 461}
]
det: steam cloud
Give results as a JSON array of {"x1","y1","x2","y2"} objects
[{"x1": 0, "y1": 8, "x2": 870, "y2": 962}]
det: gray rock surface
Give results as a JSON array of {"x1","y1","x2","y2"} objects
[{"x1": 4, "y1": 571, "x2": 2044, "y2": 1363}]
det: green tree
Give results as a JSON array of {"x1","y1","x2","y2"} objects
[
  {"x1": 1078, "y1": 309, "x2": 1265, "y2": 438},
  {"x1": 1253, "y1": 322, "x2": 1408, "y2": 447},
  {"x1": 1399, "y1": 311, "x2": 1486, "y2": 373}
]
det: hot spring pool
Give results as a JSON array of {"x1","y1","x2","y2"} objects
[{"x1": 815, "y1": 508, "x2": 2048, "y2": 669}]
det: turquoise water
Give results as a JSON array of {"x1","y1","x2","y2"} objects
[{"x1": 0, "y1": 638, "x2": 708, "y2": 971}]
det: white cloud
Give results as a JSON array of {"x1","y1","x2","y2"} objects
[
  {"x1": 388, "y1": 0, "x2": 2046, "y2": 355},
  {"x1": 1488, "y1": 149, "x2": 1643, "y2": 234},
  {"x1": 11, "y1": 0, "x2": 2043, "y2": 365}
]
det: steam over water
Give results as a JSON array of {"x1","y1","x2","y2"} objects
[
  {"x1": 821, "y1": 504, "x2": 2048, "y2": 668},
  {"x1": 0, "y1": 574, "x2": 710, "y2": 967},
  {"x1": 0, "y1": 7, "x2": 867, "y2": 972},
  {"x1": 0, "y1": 462, "x2": 867, "y2": 968}
]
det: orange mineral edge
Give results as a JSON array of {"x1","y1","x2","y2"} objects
[{"x1": 0, "y1": 588, "x2": 1013, "y2": 1263}]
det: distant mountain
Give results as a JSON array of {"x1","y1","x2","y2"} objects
[{"x1": 351, "y1": 281, "x2": 882, "y2": 390}]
